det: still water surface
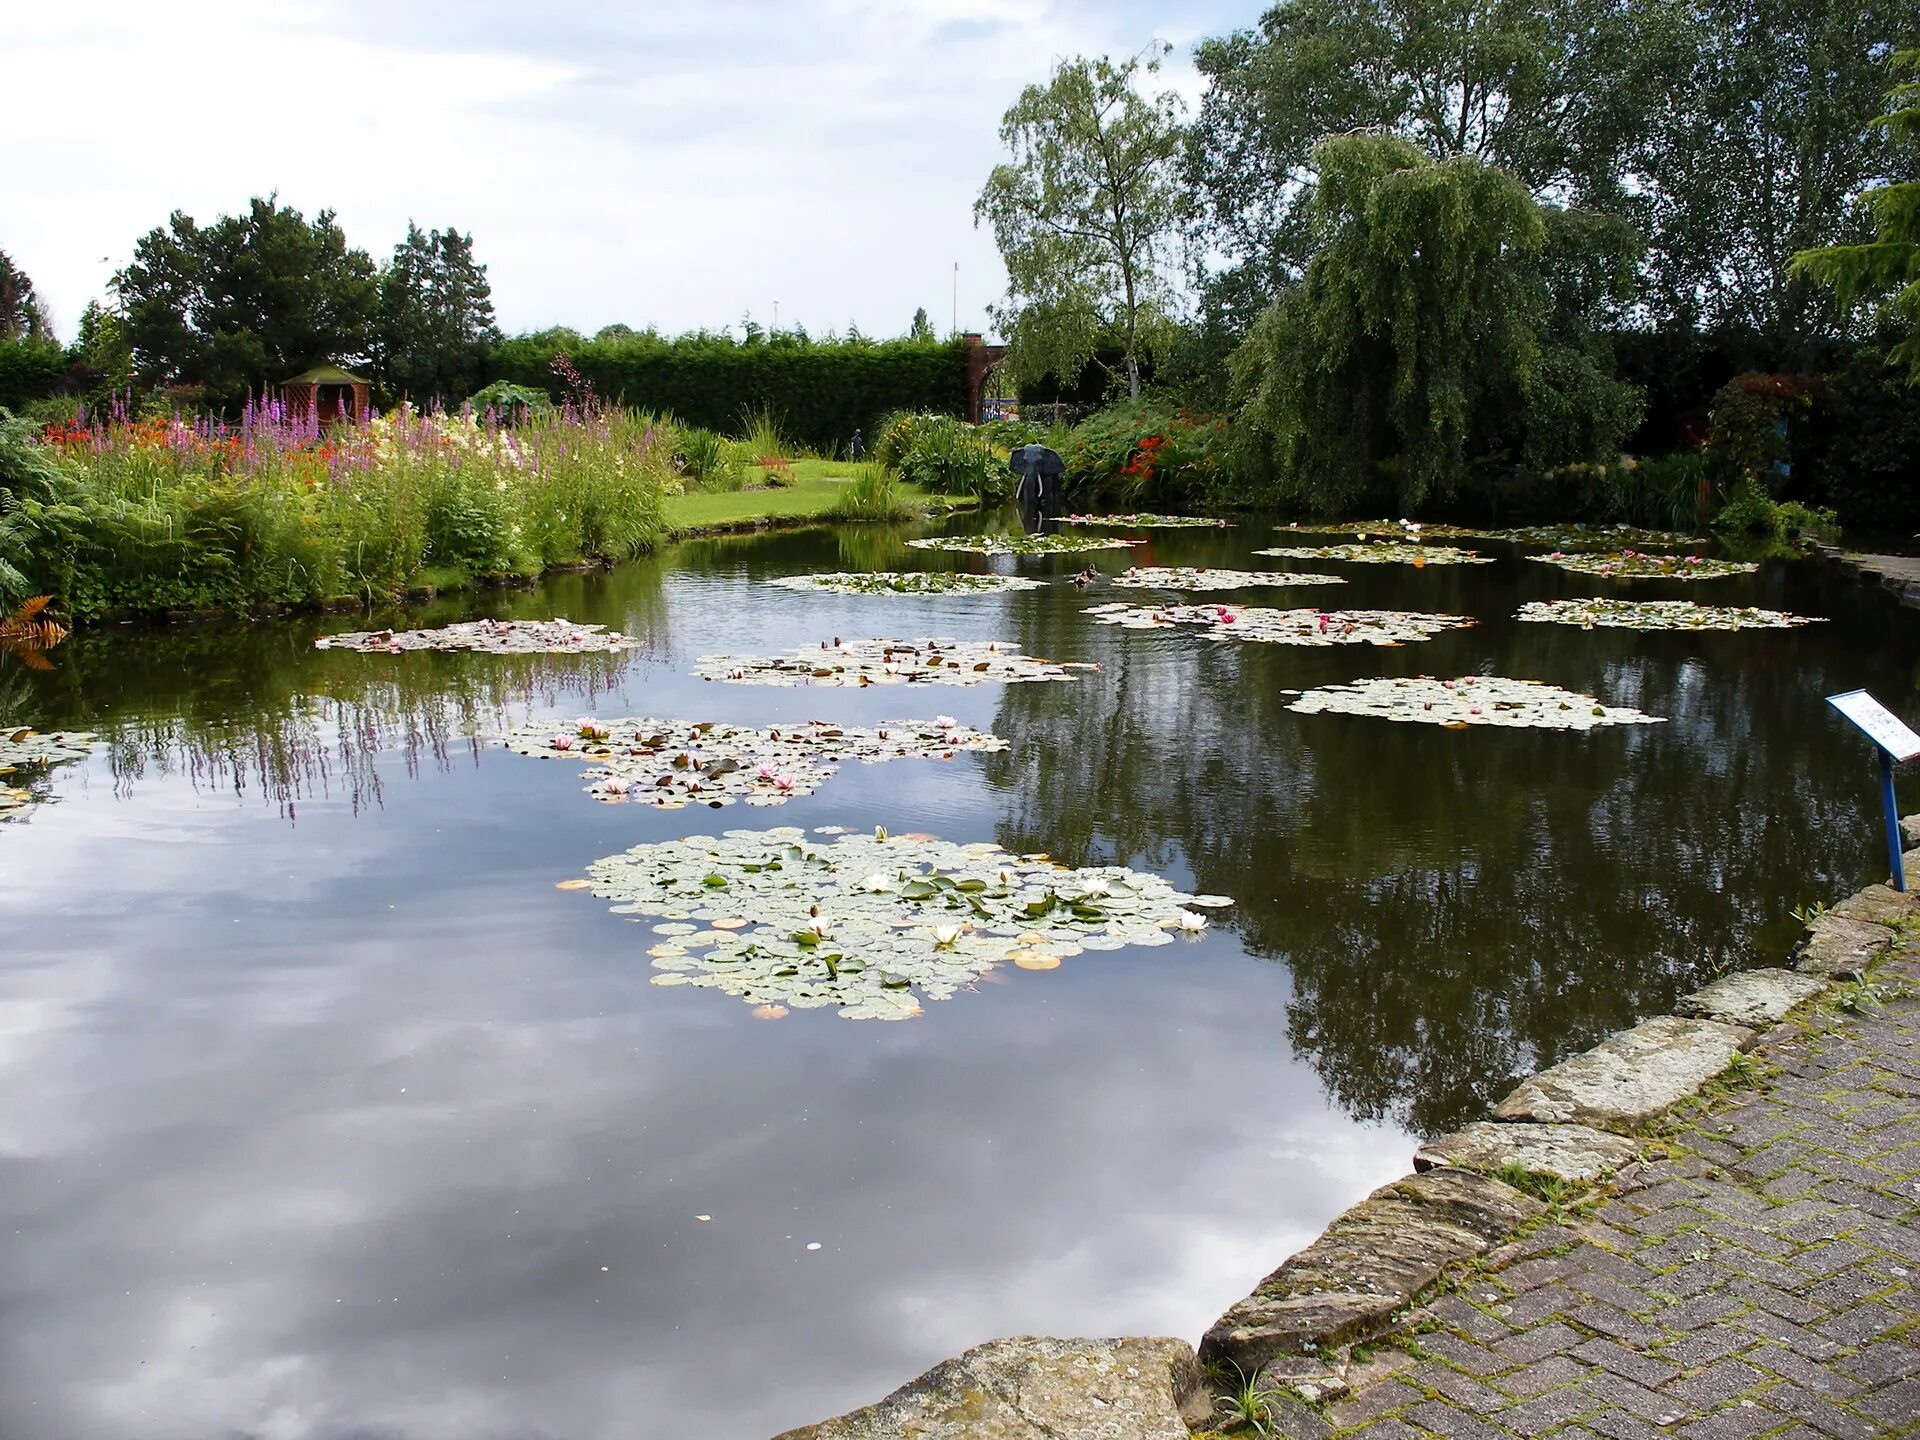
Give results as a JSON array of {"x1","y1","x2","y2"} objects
[{"x1": 1, "y1": 516, "x2": 1913, "y2": 1438}]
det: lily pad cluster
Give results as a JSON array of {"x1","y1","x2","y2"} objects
[
  {"x1": 1287, "y1": 675, "x2": 1666, "y2": 730},
  {"x1": 503, "y1": 715, "x2": 1008, "y2": 808},
  {"x1": 1469, "y1": 523, "x2": 1706, "y2": 549},
  {"x1": 0, "y1": 728, "x2": 96, "y2": 816},
  {"x1": 1516, "y1": 598, "x2": 1823, "y2": 631},
  {"x1": 764, "y1": 571, "x2": 1045, "y2": 596},
  {"x1": 1083, "y1": 602, "x2": 1475, "y2": 646},
  {"x1": 1255, "y1": 541, "x2": 1493, "y2": 566},
  {"x1": 315, "y1": 617, "x2": 645, "y2": 654},
  {"x1": 1110, "y1": 566, "x2": 1346, "y2": 592},
  {"x1": 1528, "y1": 550, "x2": 1757, "y2": 579},
  {"x1": 1057, "y1": 513, "x2": 1233, "y2": 528},
  {"x1": 694, "y1": 637, "x2": 1093, "y2": 687},
  {"x1": 584, "y1": 827, "x2": 1232, "y2": 1019},
  {"x1": 905, "y1": 533, "x2": 1140, "y2": 557}
]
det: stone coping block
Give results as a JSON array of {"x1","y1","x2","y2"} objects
[
  {"x1": 1676, "y1": 967, "x2": 1827, "y2": 1027},
  {"x1": 1902, "y1": 813, "x2": 1920, "y2": 850},
  {"x1": 1795, "y1": 912, "x2": 1894, "y2": 979},
  {"x1": 770, "y1": 1335, "x2": 1208, "y2": 1440},
  {"x1": 1491, "y1": 1014, "x2": 1753, "y2": 1130},
  {"x1": 1197, "y1": 1169, "x2": 1540, "y2": 1373},
  {"x1": 1829, "y1": 882, "x2": 1916, "y2": 926},
  {"x1": 1414, "y1": 1120, "x2": 1638, "y2": 1183}
]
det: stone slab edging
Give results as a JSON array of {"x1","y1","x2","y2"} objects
[
  {"x1": 1809, "y1": 541, "x2": 1920, "y2": 610},
  {"x1": 769, "y1": 861, "x2": 1914, "y2": 1438}
]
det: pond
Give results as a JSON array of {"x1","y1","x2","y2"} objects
[{"x1": 1, "y1": 514, "x2": 1911, "y2": 1439}]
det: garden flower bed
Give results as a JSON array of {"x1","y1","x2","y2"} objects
[{"x1": 581, "y1": 826, "x2": 1232, "y2": 1020}]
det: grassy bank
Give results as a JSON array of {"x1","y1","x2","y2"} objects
[{"x1": 664, "y1": 459, "x2": 974, "y2": 533}]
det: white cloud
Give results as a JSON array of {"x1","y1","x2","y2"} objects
[{"x1": 0, "y1": 0, "x2": 1246, "y2": 343}]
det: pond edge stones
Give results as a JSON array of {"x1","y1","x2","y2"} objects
[{"x1": 771, "y1": 874, "x2": 1910, "y2": 1437}]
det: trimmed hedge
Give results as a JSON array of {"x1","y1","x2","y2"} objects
[
  {"x1": 0, "y1": 338, "x2": 67, "y2": 410},
  {"x1": 487, "y1": 333, "x2": 971, "y2": 453}
]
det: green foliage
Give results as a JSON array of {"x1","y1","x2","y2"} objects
[
  {"x1": 736, "y1": 404, "x2": 789, "y2": 463},
  {"x1": 976, "y1": 46, "x2": 1186, "y2": 399},
  {"x1": 674, "y1": 425, "x2": 742, "y2": 490},
  {"x1": 1211, "y1": 1362, "x2": 1283, "y2": 1437},
  {"x1": 1792, "y1": 46, "x2": 1920, "y2": 381},
  {"x1": 75, "y1": 301, "x2": 134, "y2": 396},
  {"x1": 466, "y1": 380, "x2": 551, "y2": 418},
  {"x1": 1797, "y1": 346, "x2": 1920, "y2": 528},
  {"x1": 114, "y1": 195, "x2": 380, "y2": 411},
  {"x1": 829, "y1": 463, "x2": 917, "y2": 521},
  {"x1": 488, "y1": 332, "x2": 967, "y2": 454},
  {"x1": 0, "y1": 337, "x2": 66, "y2": 410},
  {"x1": 1635, "y1": 0, "x2": 1910, "y2": 349},
  {"x1": 1492, "y1": 1163, "x2": 1584, "y2": 1207},
  {"x1": 1060, "y1": 398, "x2": 1232, "y2": 506},
  {"x1": 376, "y1": 223, "x2": 499, "y2": 405},
  {"x1": 16, "y1": 405, "x2": 666, "y2": 619},
  {"x1": 1230, "y1": 135, "x2": 1638, "y2": 513},
  {"x1": 1704, "y1": 373, "x2": 1818, "y2": 495},
  {"x1": 1711, "y1": 482, "x2": 1838, "y2": 544},
  {"x1": 908, "y1": 307, "x2": 935, "y2": 341},
  {"x1": 875, "y1": 413, "x2": 1005, "y2": 499},
  {"x1": 1185, "y1": 0, "x2": 1682, "y2": 329},
  {"x1": 0, "y1": 250, "x2": 52, "y2": 340}
]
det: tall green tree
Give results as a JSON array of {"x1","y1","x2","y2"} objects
[
  {"x1": 376, "y1": 223, "x2": 499, "y2": 405},
  {"x1": 114, "y1": 196, "x2": 378, "y2": 409},
  {"x1": 1231, "y1": 134, "x2": 1640, "y2": 512},
  {"x1": 976, "y1": 46, "x2": 1186, "y2": 399},
  {"x1": 1632, "y1": 0, "x2": 1912, "y2": 350},
  {"x1": 0, "y1": 250, "x2": 51, "y2": 340},
  {"x1": 1792, "y1": 45, "x2": 1920, "y2": 380},
  {"x1": 908, "y1": 306, "x2": 935, "y2": 341},
  {"x1": 1186, "y1": 0, "x2": 1682, "y2": 331}
]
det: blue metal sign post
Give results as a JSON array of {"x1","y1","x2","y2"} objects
[{"x1": 1827, "y1": 689, "x2": 1920, "y2": 892}]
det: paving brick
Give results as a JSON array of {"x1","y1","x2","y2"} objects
[
  {"x1": 1656, "y1": 1328, "x2": 1755, "y2": 1367},
  {"x1": 1499, "y1": 1353, "x2": 1590, "y2": 1398},
  {"x1": 1838, "y1": 1337, "x2": 1920, "y2": 1388},
  {"x1": 1491, "y1": 1384, "x2": 1597, "y2": 1433},
  {"x1": 1852, "y1": 1377, "x2": 1920, "y2": 1428},
  {"x1": 1576, "y1": 1369, "x2": 1698, "y2": 1425},
  {"x1": 1758, "y1": 1382, "x2": 1882, "y2": 1440},
  {"x1": 1568, "y1": 1337, "x2": 1680, "y2": 1388},
  {"x1": 1741, "y1": 1342, "x2": 1863, "y2": 1401},
  {"x1": 1401, "y1": 1399, "x2": 1510, "y2": 1439},
  {"x1": 1493, "y1": 1321, "x2": 1584, "y2": 1365},
  {"x1": 1676, "y1": 1404, "x2": 1785, "y2": 1440},
  {"x1": 1325, "y1": 1377, "x2": 1423, "y2": 1428},
  {"x1": 1406, "y1": 1362, "x2": 1510, "y2": 1416}
]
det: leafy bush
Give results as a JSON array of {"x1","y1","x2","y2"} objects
[
  {"x1": 1712, "y1": 482, "x2": 1838, "y2": 544},
  {"x1": 1705, "y1": 374, "x2": 1820, "y2": 496},
  {"x1": 877, "y1": 413, "x2": 1004, "y2": 498},
  {"x1": 675, "y1": 425, "x2": 742, "y2": 490},
  {"x1": 1796, "y1": 348, "x2": 1920, "y2": 531},
  {"x1": 466, "y1": 380, "x2": 550, "y2": 419},
  {"x1": 0, "y1": 338, "x2": 68, "y2": 411},
  {"x1": 1060, "y1": 398, "x2": 1232, "y2": 507}
]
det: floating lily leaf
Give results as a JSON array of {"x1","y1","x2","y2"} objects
[
  {"x1": 1515, "y1": 599, "x2": 1823, "y2": 631},
  {"x1": 585, "y1": 828, "x2": 1230, "y2": 1020},
  {"x1": 905, "y1": 533, "x2": 1140, "y2": 557},
  {"x1": 694, "y1": 637, "x2": 1093, "y2": 687},
  {"x1": 315, "y1": 617, "x2": 644, "y2": 655},
  {"x1": 1083, "y1": 603, "x2": 1474, "y2": 646},
  {"x1": 1273, "y1": 519, "x2": 1706, "y2": 548},
  {"x1": 766, "y1": 571, "x2": 1046, "y2": 596},
  {"x1": 1255, "y1": 541, "x2": 1492, "y2": 566},
  {"x1": 0, "y1": 729, "x2": 96, "y2": 818},
  {"x1": 1288, "y1": 675, "x2": 1666, "y2": 730},
  {"x1": 1057, "y1": 513, "x2": 1234, "y2": 528},
  {"x1": 502, "y1": 715, "x2": 1008, "y2": 808},
  {"x1": 1527, "y1": 551, "x2": 1757, "y2": 579},
  {"x1": 1109, "y1": 566, "x2": 1346, "y2": 592}
]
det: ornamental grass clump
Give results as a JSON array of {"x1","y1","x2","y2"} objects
[{"x1": 19, "y1": 396, "x2": 668, "y2": 617}]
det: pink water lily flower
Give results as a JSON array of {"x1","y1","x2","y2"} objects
[
  {"x1": 935, "y1": 715, "x2": 957, "y2": 729},
  {"x1": 758, "y1": 763, "x2": 778, "y2": 780},
  {"x1": 774, "y1": 774, "x2": 797, "y2": 793},
  {"x1": 550, "y1": 734, "x2": 574, "y2": 751}
]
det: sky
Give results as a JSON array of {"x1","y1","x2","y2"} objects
[{"x1": 2, "y1": 0, "x2": 1251, "y2": 345}]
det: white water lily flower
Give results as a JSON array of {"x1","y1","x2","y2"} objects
[
  {"x1": 1176, "y1": 911, "x2": 1208, "y2": 933},
  {"x1": 861, "y1": 873, "x2": 892, "y2": 893},
  {"x1": 1078, "y1": 877, "x2": 1111, "y2": 898},
  {"x1": 931, "y1": 924, "x2": 963, "y2": 947}
]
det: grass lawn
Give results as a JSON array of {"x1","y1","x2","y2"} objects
[{"x1": 662, "y1": 460, "x2": 975, "y2": 534}]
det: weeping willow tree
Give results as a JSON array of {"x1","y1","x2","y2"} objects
[
  {"x1": 1793, "y1": 46, "x2": 1920, "y2": 384},
  {"x1": 1230, "y1": 133, "x2": 1639, "y2": 513}
]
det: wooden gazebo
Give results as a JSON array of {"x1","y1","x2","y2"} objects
[{"x1": 282, "y1": 365, "x2": 370, "y2": 424}]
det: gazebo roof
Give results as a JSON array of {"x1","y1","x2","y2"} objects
[{"x1": 284, "y1": 364, "x2": 368, "y2": 386}]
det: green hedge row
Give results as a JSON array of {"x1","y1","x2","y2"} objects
[
  {"x1": 487, "y1": 335, "x2": 972, "y2": 452},
  {"x1": 0, "y1": 338, "x2": 67, "y2": 410}
]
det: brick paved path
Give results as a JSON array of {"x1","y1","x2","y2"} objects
[{"x1": 1267, "y1": 945, "x2": 1920, "y2": 1440}]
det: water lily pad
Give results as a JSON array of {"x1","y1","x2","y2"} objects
[
  {"x1": 585, "y1": 829, "x2": 1230, "y2": 1019},
  {"x1": 765, "y1": 572, "x2": 1045, "y2": 596},
  {"x1": 503, "y1": 715, "x2": 1009, "y2": 807},
  {"x1": 0, "y1": 729, "x2": 96, "y2": 818},
  {"x1": 1057, "y1": 513, "x2": 1233, "y2": 528},
  {"x1": 693, "y1": 638, "x2": 1093, "y2": 687},
  {"x1": 906, "y1": 533, "x2": 1141, "y2": 557},
  {"x1": 1109, "y1": 567, "x2": 1346, "y2": 592},
  {"x1": 1527, "y1": 551, "x2": 1757, "y2": 579},
  {"x1": 1273, "y1": 520, "x2": 1706, "y2": 548},
  {"x1": 315, "y1": 617, "x2": 643, "y2": 654},
  {"x1": 1516, "y1": 599, "x2": 1823, "y2": 631},
  {"x1": 1288, "y1": 675, "x2": 1666, "y2": 729},
  {"x1": 1255, "y1": 541, "x2": 1492, "y2": 566},
  {"x1": 1083, "y1": 603, "x2": 1474, "y2": 646}
]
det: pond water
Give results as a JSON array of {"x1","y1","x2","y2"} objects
[{"x1": 2, "y1": 515, "x2": 1913, "y2": 1439}]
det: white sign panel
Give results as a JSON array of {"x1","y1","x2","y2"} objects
[{"x1": 1827, "y1": 689, "x2": 1920, "y2": 761}]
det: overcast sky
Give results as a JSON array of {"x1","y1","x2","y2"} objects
[{"x1": 3, "y1": 0, "x2": 1250, "y2": 344}]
